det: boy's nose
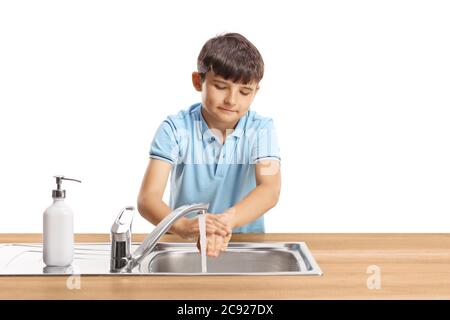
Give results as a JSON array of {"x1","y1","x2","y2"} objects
[{"x1": 224, "y1": 91, "x2": 238, "y2": 106}]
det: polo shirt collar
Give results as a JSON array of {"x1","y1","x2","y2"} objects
[{"x1": 197, "y1": 104, "x2": 247, "y2": 141}]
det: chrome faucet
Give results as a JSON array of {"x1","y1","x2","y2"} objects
[{"x1": 110, "y1": 202, "x2": 209, "y2": 273}]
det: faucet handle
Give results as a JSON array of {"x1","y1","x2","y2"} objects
[
  {"x1": 110, "y1": 206, "x2": 135, "y2": 272},
  {"x1": 111, "y1": 206, "x2": 135, "y2": 235}
]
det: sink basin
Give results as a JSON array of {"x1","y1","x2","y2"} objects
[
  {"x1": 0, "y1": 242, "x2": 322, "y2": 276},
  {"x1": 140, "y1": 242, "x2": 322, "y2": 275}
]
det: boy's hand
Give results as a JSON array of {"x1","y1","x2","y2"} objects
[
  {"x1": 197, "y1": 231, "x2": 232, "y2": 257},
  {"x1": 171, "y1": 213, "x2": 232, "y2": 240},
  {"x1": 196, "y1": 211, "x2": 235, "y2": 257}
]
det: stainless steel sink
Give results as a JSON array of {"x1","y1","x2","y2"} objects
[
  {"x1": 140, "y1": 242, "x2": 322, "y2": 275},
  {"x1": 0, "y1": 242, "x2": 322, "y2": 276}
]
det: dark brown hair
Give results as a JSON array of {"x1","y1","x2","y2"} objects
[{"x1": 197, "y1": 32, "x2": 264, "y2": 85}]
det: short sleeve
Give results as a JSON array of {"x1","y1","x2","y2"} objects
[
  {"x1": 149, "y1": 120, "x2": 179, "y2": 165},
  {"x1": 251, "y1": 118, "x2": 281, "y2": 164}
]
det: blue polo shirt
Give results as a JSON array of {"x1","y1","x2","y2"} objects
[{"x1": 149, "y1": 102, "x2": 280, "y2": 233}]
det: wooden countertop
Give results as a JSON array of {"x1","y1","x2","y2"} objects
[{"x1": 0, "y1": 233, "x2": 449, "y2": 299}]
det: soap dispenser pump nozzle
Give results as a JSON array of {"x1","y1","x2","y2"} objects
[{"x1": 52, "y1": 175, "x2": 81, "y2": 199}]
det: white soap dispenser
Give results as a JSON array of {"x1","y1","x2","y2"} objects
[{"x1": 43, "y1": 175, "x2": 81, "y2": 267}]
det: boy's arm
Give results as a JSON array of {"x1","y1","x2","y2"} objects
[
  {"x1": 137, "y1": 158, "x2": 173, "y2": 227},
  {"x1": 223, "y1": 160, "x2": 281, "y2": 228}
]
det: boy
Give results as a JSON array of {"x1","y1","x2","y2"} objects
[{"x1": 137, "y1": 32, "x2": 281, "y2": 257}]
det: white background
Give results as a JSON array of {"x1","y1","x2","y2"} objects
[{"x1": 1, "y1": 0, "x2": 449, "y2": 233}]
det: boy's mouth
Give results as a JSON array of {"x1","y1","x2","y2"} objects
[{"x1": 218, "y1": 107, "x2": 237, "y2": 113}]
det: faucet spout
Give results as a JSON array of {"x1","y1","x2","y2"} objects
[
  {"x1": 127, "y1": 202, "x2": 208, "y2": 271},
  {"x1": 110, "y1": 202, "x2": 209, "y2": 273}
]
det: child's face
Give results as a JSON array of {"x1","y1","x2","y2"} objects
[{"x1": 192, "y1": 71, "x2": 259, "y2": 126}]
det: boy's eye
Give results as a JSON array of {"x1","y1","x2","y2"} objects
[{"x1": 214, "y1": 84, "x2": 250, "y2": 96}]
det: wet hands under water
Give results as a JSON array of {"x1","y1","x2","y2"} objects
[
  {"x1": 171, "y1": 212, "x2": 233, "y2": 257},
  {"x1": 197, "y1": 232, "x2": 232, "y2": 258},
  {"x1": 196, "y1": 213, "x2": 233, "y2": 258},
  {"x1": 172, "y1": 213, "x2": 232, "y2": 241}
]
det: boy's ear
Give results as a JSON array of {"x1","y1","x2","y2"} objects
[{"x1": 192, "y1": 72, "x2": 203, "y2": 92}]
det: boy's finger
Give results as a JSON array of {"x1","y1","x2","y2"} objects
[
  {"x1": 210, "y1": 219, "x2": 232, "y2": 234},
  {"x1": 215, "y1": 220, "x2": 232, "y2": 234},
  {"x1": 214, "y1": 236, "x2": 223, "y2": 257},
  {"x1": 205, "y1": 222, "x2": 229, "y2": 236},
  {"x1": 221, "y1": 233, "x2": 231, "y2": 251},
  {"x1": 205, "y1": 225, "x2": 225, "y2": 236},
  {"x1": 206, "y1": 214, "x2": 232, "y2": 230},
  {"x1": 207, "y1": 234, "x2": 215, "y2": 257},
  {"x1": 213, "y1": 222, "x2": 231, "y2": 235},
  {"x1": 196, "y1": 238, "x2": 201, "y2": 251}
]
